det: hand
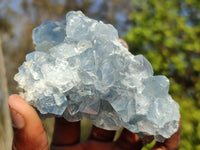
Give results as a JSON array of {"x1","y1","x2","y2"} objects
[{"x1": 8, "y1": 95, "x2": 180, "y2": 150}]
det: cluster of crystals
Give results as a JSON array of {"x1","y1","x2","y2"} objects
[{"x1": 14, "y1": 11, "x2": 180, "y2": 142}]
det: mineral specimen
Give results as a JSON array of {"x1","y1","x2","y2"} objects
[{"x1": 14, "y1": 11, "x2": 180, "y2": 142}]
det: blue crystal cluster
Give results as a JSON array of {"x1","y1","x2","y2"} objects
[{"x1": 14, "y1": 11, "x2": 180, "y2": 142}]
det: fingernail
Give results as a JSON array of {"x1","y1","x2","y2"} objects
[
  {"x1": 12, "y1": 143, "x2": 18, "y2": 150},
  {"x1": 10, "y1": 107, "x2": 25, "y2": 129}
]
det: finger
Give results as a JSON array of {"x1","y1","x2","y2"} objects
[
  {"x1": 140, "y1": 136, "x2": 154, "y2": 145},
  {"x1": 82, "y1": 141, "x2": 115, "y2": 150},
  {"x1": 119, "y1": 38, "x2": 129, "y2": 50},
  {"x1": 51, "y1": 118, "x2": 80, "y2": 147},
  {"x1": 51, "y1": 144, "x2": 83, "y2": 150},
  {"x1": 89, "y1": 125, "x2": 116, "y2": 142},
  {"x1": 152, "y1": 120, "x2": 181, "y2": 150},
  {"x1": 8, "y1": 94, "x2": 48, "y2": 150},
  {"x1": 115, "y1": 128, "x2": 143, "y2": 150}
]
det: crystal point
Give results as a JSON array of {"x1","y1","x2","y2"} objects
[{"x1": 14, "y1": 11, "x2": 180, "y2": 142}]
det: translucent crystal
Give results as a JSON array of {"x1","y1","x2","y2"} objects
[{"x1": 14, "y1": 11, "x2": 180, "y2": 142}]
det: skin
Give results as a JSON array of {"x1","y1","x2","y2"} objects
[
  {"x1": 8, "y1": 95, "x2": 180, "y2": 150},
  {"x1": 8, "y1": 40, "x2": 180, "y2": 150}
]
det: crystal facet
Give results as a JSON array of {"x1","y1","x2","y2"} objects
[{"x1": 14, "y1": 11, "x2": 180, "y2": 142}]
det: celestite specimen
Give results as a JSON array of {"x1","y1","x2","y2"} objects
[{"x1": 14, "y1": 11, "x2": 180, "y2": 142}]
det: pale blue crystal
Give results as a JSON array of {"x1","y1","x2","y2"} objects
[{"x1": 14, "y1": 11, "x2": 180, "y2": 142}]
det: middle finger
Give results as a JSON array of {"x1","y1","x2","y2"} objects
[{"x1": 89, "y1": 125, "x2": 116, "y2": 142}]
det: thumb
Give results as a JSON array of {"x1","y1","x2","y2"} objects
[{"x1": 8, "y1": 95, "x2": 48, "y2": 150}]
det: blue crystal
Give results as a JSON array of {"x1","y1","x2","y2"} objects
[{"x1": 14, "y1": 11, "x2": 180, "y2": 142}]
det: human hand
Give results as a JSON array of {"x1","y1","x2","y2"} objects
[{"x1": 8, "y1": 95, "x2": 180, "y2": 150}]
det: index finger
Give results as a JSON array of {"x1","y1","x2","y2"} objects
[{"x1": 51, "y1": 118, "x2": 80, "y2": 147}]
